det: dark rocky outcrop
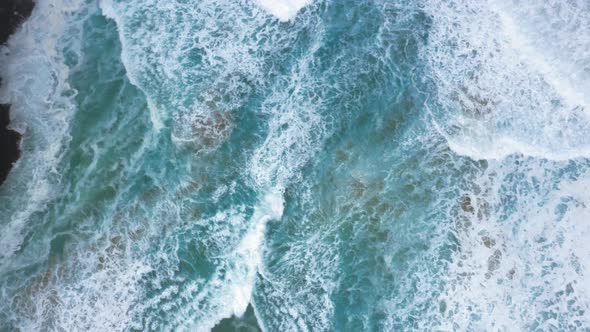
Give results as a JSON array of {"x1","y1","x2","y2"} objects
[
  {"x1": 0, "y1": 0, "x2": 34, "y2": 185},
  {"x1": 0, "y1": 0, "x2": 34, "y2": 44},
  {"x1": 0, "y1": 104, "x2": 20, "y2": 183}
]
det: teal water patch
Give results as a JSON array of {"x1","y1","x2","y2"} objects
[{"x1": 1, "y1": 0, "x2": 590, "y2": 331}]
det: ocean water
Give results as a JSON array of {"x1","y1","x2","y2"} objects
[{"x1": 1, "y1": 0, "x2": 590, "y2": 331}]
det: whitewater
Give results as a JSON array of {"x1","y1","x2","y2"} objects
[{"x1": 0, "y1": 0, "x2": 589, "y2": 331}]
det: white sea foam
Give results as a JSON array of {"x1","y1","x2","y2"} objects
[
  {"x1": 423, "y1": 0, "x2": 590, "y2": 160},
  {"x1": 249, "y1": 35, "x2": 326, "y2": 188},
  {"x1": 99, "y1": 2, "x2": 164, "y2": 131},
  {"x1": 229, "y1": 188, "x2": 285, "y2": 317},
  {"x1": 203, "y1": 35, "x2": 329, "y2": 330},
  {"x1": 143, "y1": 190, "x2": 285, "y2": 332},
  {"x1": 253, "y1": 0, "x2": 312, "y2": 21},
  {"x1": 100, "y1": 0, "x2": 301, "y2": 144},
  {"x1": 416, "y1": 0, "x2": 590, "y2": 321},
  {"x1": 12, "y1": 0, "x2": 590, "y2": 330},
  {"x1": 96, "y1": 1, "x2": 318, "y2": 329},
  {"x1": 0, "y1": 0, "x2": 84, "y2": 267},
  {"x1": 427, "y1": 160, "x2": 590, "y2": 331}
]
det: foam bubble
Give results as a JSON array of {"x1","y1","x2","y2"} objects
[{"x1": 253, "y1": 0, "x2": 312, "y2": 21}]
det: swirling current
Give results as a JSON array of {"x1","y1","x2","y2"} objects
[{"x1": 1, "y1": 0, "x2": 590, "y2": 331}]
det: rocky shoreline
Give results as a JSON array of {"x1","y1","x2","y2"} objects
[{"x1": 0, "y1": 0, "x2": 34, "y2": 185}]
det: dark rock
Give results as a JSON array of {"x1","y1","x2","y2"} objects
[
  {"x1": 0, "y1": 0, "x2": 34, "y2": 45},
  {"x1": 0, "y1": 0, "x2": 35, "y2": 185},
  {"x1": 212, "y1": 304, "x2": 261, "y2": 332},
  {"x1": 459, "y1": 195, "x2": 474, "y2": 214},
  {"x1": 0, "y1": 104, "x2": 21, "y2": 184}
]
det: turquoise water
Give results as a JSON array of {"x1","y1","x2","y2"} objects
[{"x1": 1, "y1": 0, "x2": 590, "y2": 330}]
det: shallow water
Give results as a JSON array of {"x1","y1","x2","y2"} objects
[{"x1": 1, "y1": 0, "x2": 589, "y2": 331}]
